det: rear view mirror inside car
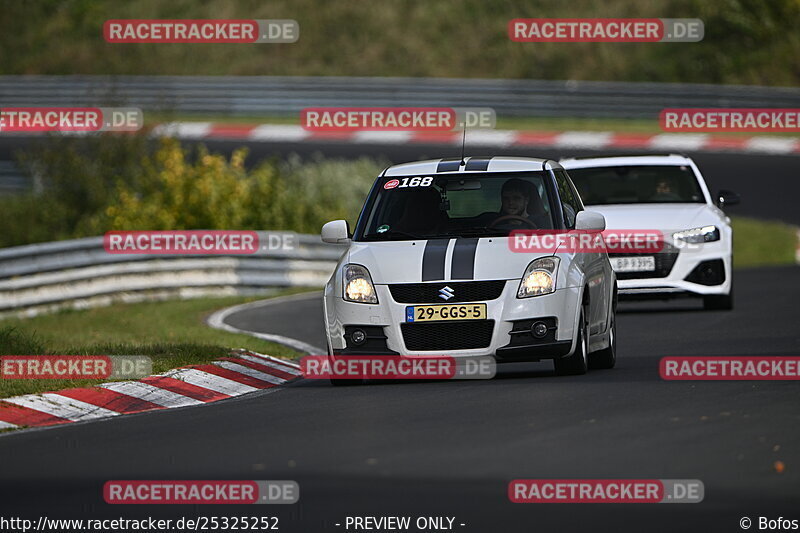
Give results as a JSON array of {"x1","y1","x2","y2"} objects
[{"x1": 445, "y1": 178, "x2": 482, "y2": 191}]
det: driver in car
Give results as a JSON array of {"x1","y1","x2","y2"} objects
[
  {"x1": 650, "y1": 177, "x2": 682, "y2": 202},
  {"x1": 485, "y1": 178, "x2": 550, "y2": 229}
]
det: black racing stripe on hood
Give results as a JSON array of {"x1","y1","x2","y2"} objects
[
  {"x1": 436, "y1": 159, "x2": 461, "y2": 173},
  {"x1": 421, "y1": 239, "x2": 449, "y2": 281},
  {"x1": 450, "y1": 238, "x2": 479, "y2": 279},
  {"x1": 464, "y1": 157, "x2": 492, "y2": 171}
]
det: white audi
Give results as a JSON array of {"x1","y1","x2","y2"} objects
[
  {"x1": 560, "y1": 154, "x2": 737, "y2": 310},
  {"x1": 321, "y1": 156, "x2": 617, "y2": 382}
]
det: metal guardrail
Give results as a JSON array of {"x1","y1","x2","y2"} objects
[
  {"x1": 0, "y1": 232, "x2": 347, "y2": 318},
  {"x1": 0, "y1": 160, "x2": 29, "y2": 195},
  {"x1": 2, "y1": 75, "x2": 800, "y2": 119}
]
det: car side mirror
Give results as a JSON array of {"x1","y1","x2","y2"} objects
[
  {"x1": 717, "y1": 189, "x2": 740, "y2": 208},
  {"x1": 321, "y1": 220, "x2": 351, "y2": 244},
  {"x1": 574, "y1": 211, "x2": 606, "y2": 232}
]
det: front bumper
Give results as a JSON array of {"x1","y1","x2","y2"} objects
[
  {"x1": 615, "y1": 241, "x2": 731, "y2": 297},
  {"x1": 324, "y1": 280, "x2": 581, "y2": 361}
]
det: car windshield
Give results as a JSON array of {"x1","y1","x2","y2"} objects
[
  {"x1": 566, "y1": 164, "x2": 706, "y2": 205},
  {"x1": 355, "y1": 172, "x2": 556, "y2": 241}
]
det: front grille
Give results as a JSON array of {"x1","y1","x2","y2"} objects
[
  {"x1": 610, "y1": 244, "x2": 679, "y2": 280},
  {"x1": 389, "y1": 280, "x2": 506, "y2": 303},
  {"x1": 341, "y1": 325, "x2": 397, "y2": 354},
  {"x1": 401, "y1": 321, "x2": 494, "y2": 351},
  {"x1": 505, "y1": 317, "x2": 558, "y2": 347},
  {"x1": 685, "y1": 259, "x2": 726, "y2": 286}
]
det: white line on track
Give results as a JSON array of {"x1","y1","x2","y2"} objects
[{"x1": 206, "y1": 291, "x2": 325, "y2": 355}]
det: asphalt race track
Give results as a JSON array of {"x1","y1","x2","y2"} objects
[
  {"x1": 0, "y1": 136, "x2": 798, "y2": 531},
  {"x1": 1, "y1": 266, "x2": 799, "y2": 531}
]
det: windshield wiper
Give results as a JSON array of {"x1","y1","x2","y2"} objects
[
  {"x1": 440, "y1": 227, "x2": 506, "y2": 237},
  {"x1": 362, "y1": 230, "x2": 426, "y2": 241}
]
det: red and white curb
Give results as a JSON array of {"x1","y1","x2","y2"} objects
[
  {"x1": 0, "y1": 350, "x2": 300, "y2": 431},
  {"x1": 151, "y1": 123, "x2": 800, "y2": 156}
]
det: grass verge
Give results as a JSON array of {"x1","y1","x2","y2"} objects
[
  {"x1": 731, "y1": 216, "x2": 798, "y2": 269},
  {"x1": 0, "y1": 291, "x2": 311, "y2": 398}
]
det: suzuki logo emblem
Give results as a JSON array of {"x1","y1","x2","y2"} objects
[{"x1": 438, "y1": 286, "x2": 455, "y2": 300}]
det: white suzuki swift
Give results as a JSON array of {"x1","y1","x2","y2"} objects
[
  {"x1": 321, "y1": 157, "x2": 617, "y2": 379},
  {"x1": 560, "y1": 154, "x2": 737, "y2": 310}
]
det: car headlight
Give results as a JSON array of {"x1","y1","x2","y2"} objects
[
  {"x1": 672, "y1": 225, "x2": 720, "y2": 245},
  {"x1": 517, "y1": 257, "x2": 559, "y2": 298},
  {"x1": 343, "y1": 264, "x2": 378, "y2": 304}
]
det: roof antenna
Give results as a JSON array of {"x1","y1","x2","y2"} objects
[{"x1": 459, "y1": 122, "x2": 467, "y2": 166}]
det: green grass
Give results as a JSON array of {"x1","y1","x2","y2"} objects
[
  {"x1": 731, "y1": 216, "x2": 798, "y2": 269},
  {"x1": 0, "y1": 291, "x2": 312, "y2": 398}
]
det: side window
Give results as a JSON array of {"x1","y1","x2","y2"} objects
[
  {"x1": 566, "y1": 173, "x2": 585, "y2": 211},
  {"x1": 555, "y1": 171, "x2": 581, "y2": 228}
]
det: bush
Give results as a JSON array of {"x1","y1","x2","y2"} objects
[
  {"x1": 2, "y1": 133, "x2": 150, "y2": 246},
  {"x1": 0, "y1": 135, "x2": 386, "y2": 247}
]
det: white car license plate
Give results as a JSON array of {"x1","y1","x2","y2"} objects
[
  {"x1": 405, "y1": 303, "x2": 487, "y2": 322},
  {"x1": 610, "y1": 256, "x2": 656, "y2": 273}
]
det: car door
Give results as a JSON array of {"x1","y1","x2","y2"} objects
[{"x1": 556, "y1": 170, "x2": 610, "y2": 337}]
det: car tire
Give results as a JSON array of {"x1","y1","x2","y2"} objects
[
  {"x1": 554, "y1": 310, "x2": 588, "y2": 376},
  {"x1": 703, "y1": 289, "x2": 733, "y2": 311},
  {"x1": 589, "y1": 313, "x2": 616, "y2": 369}
]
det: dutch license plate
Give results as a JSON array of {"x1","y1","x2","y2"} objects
[
  {"x1": 405, "y1": 303, "x2": 487, "y2": 322},
  {"x1": 610, "y1": 256, "x2": 656, "y2": 273}
]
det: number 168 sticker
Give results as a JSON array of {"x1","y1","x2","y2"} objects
[{"x1": 384, "y1": 176, "x2": 433, "y2": 189}]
